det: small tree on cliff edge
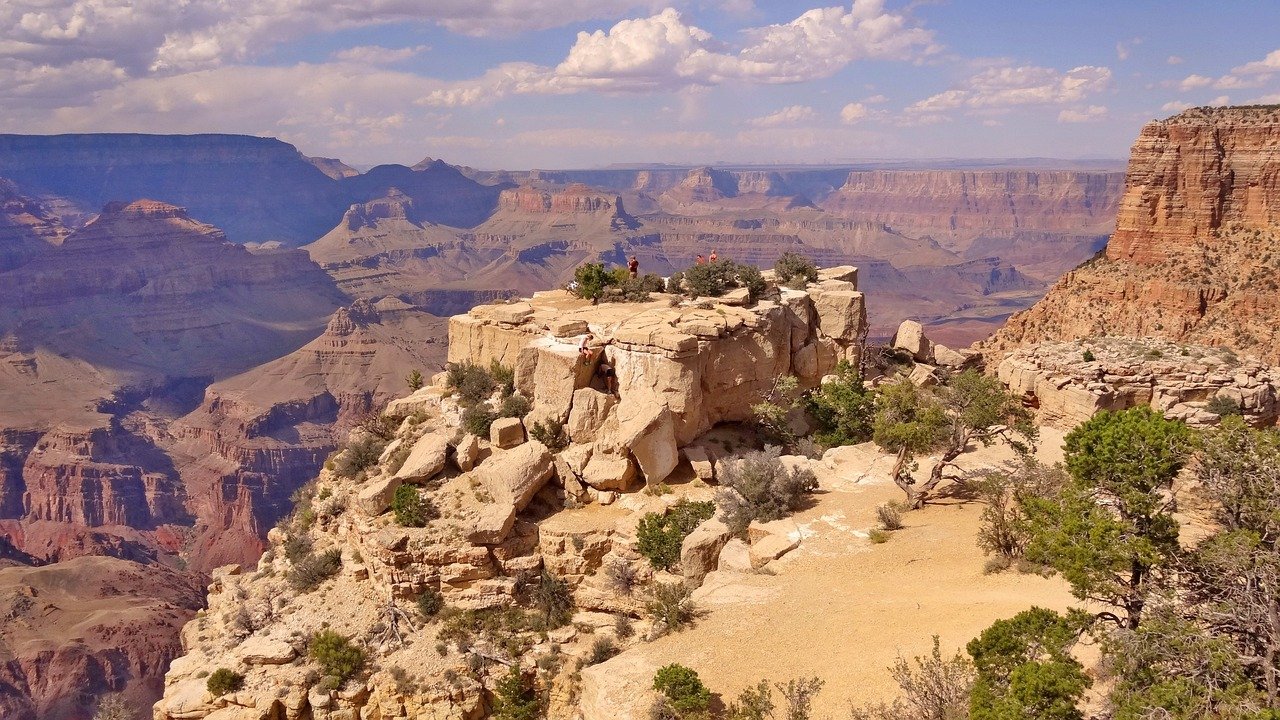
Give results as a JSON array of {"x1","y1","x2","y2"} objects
[
  {"x1": 873, "y1": 371, "x2": 1035, "y2": 508},
  {"x1": 1023, "y1": 407, "x2": 1191, "y2": 629}
]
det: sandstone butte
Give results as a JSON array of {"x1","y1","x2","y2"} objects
[{"x1": 981, "y1": 106, "x2": 1280, "y2": 365}]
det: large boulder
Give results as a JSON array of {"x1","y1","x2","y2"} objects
[
  {"x1": 393, "y1": 432, "x2": 449, "y2": 482},
  {"x1": 238, "y1": 637, "x2": 297, "y2": 665},
  {"x1": 529, "y1": 338, "x2": 597, "y2": 420},
  {"x1": 614, "y1": 404, "x2": 679, "y2": 484},
  {"x1": 454, "y1": 433, "x2": 481, "y2": 471},
  {"x1": 466, "y1": 443, "x2": 554, "y2": 545},
  {"x1": 818, "y1": 265, "x2": 859, "y2": 287},
  {"x1": 581, "y1": 450, "x2": 638, "y2": 491},
  {"x1": 749, "y1": 533, "x2": 799, "y2": 569},
  {"x1": 792, "y1": 341, "x2": 819, "y2": 379},
  {"x1": 812, "y1": 289, "x2": 867, "y2": 342},
  {"x1": 717, "y1": 538, "x2": 753, "y2": 572},
  {"x1": 357, "y1": 475, "x2": 403, "y2": 516},
  {"x1": 384, "y1": 387, "x2": 446, "y2": 418},
  {"x1": 680, "y1": 518, "x2": 732, "y2": 584},
  {"x1": 893, "y1": 320, "x2": 934, "y2": 363},
  {"x1": 490, "y1": 417, "x2": 525, "y2": 449},
  {"x1": 479, "y1": 441, "x2": 555, "y2": 511},
  {"x1": 567, "y1": 388, "x2": 617, "y2": 444},
  {"x1": 682, "y1": 445, "x2": 716, "y2": 482}
]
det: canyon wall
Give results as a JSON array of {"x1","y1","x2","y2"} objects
[
  {"x1": 1106, "y1": 107, "x2": 1280, "y2": 264},
  {"x1": 982, "y1": 107, "x2": 1280, "y2": 365},
  {"x1": 0, "y1": 137, "x2": 506, "y2": 244},
  {"x1": 820, "y1": 169, "x2": 1123, "y2": 258}
]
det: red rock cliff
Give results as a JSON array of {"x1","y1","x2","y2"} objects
[
  {"x1": 981, "y1": 106, "x2": 1280, "y2": 364},
  {"x1": 1107, "y1": 106, "x2": 1280, "y2": 264}
]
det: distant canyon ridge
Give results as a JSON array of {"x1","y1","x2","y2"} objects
[{"x1": 0, "y1": 133, "x2": 1123, "y2": 719}]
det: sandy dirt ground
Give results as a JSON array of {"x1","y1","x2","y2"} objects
[{"x1": 583, "y1": 429, "x2": 1078, "y2": 719}]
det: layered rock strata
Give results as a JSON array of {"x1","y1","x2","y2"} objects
[{"x1": 982, "y1": 107, "x2": 1280, "y2": 364}]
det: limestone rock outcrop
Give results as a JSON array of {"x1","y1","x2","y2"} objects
[
  {"x1": 447, "y1": 273, "x2": 864, "y2": 486},
  {"x1": 982, "y1": 107, "x2": 1280, "y2": 365},
  {"x1": 997, "y1": 337, "x2": 1279, "y2": 429}
]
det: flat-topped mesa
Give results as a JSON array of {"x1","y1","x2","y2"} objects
[
  {"x1": 1108, "y1": 106, "x2": 1280, "y2": 264},
  {"x1": 998, "y1": 337, "x2": 1280, "y2": 429},
  {"x1": 446, "y1": 266, "x2": 863, "y2": 483}
]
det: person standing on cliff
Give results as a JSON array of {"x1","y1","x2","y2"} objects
[
  {"x1": 628, "y1": 255, "x2": 639, "y2": 278},
  {"x1": 709, "y1": 249, "x2": 718, "y2": 263},
  {"x1": 695, "y1": 254, "x2": 706, "y2": 265}
]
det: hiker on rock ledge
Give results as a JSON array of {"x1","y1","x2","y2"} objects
[{"x1": 596, "y1": 357, "x2": 618, "y2": 395}]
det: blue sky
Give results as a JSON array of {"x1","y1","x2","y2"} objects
[{"x1": 2, "y1": 1, "x2": 1278, "y2": 168}]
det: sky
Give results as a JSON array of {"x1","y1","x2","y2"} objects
[{"x1": 3, "y1": 1, "x2": 1280, "y2": 169}]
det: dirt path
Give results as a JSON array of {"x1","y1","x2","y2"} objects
[{"x1": 582, "y1": 431, "x2": 1076, "y2": 718}]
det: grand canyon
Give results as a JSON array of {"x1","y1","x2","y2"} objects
[
  {"x1": 0, "y1": 132, "x2": 1126, "y2": 718},
  {"x1": 1, "y1": 4, "x2": 1278, "y2": 718}
]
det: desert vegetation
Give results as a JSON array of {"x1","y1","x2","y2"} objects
[
  {"x1": 715, "y1": 447, "x2": 818, "y2": 537},
  {"x1": 446, "y1": 359, "x2": 523, "y2": 437},
  {"x1": 773, "y1": 252, "x2": 820, "y2": 289},
  {"x1": 852, "y1": 408, "x2": 1280, "y2": 718},
  {"x1": 571, "y1": 262, "x2": 665, "y2": 303},
  {"x1": 637, "y1": 500, "x2": 716, "y2": 570}
]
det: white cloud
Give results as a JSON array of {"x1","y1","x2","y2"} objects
[
  {"x1": 0, "y1": 0, "x2": 662, "y2": 75},
  {"x1": 1179, "y1": 74, "x2": 1213, "y2": 90},
  {"x1": 554, "y1": 8, "x2": 713, "y2": 89},
  {"x1": 1058, "y1": 105, "x2": 1107, "y2": 123},
  {"x1": 1161, "y1": 100, "x2": 1192, "y2": 112},
  {"x1": 1232, "y1": 48, "x2": 1280, "y2": 75},
  {"x1": 1166, "y1": 55, "x2": 1183, "y2": 65},
  {"x1": 897, "y1": 112, "x2": 950, "y2": 127},
  {"x1": 0, "y1": 57, "x2": 127, "y2": 104},
  {"x1": 331, "y1": 45, "x2": 428, "y2": 66},
  {"x1": 747, "y1": 105, "x2": 817, "y2": 127},
  {"x1": 1115, "y1": 37, "x2": 1140, "y2": 61},
  {"x1": 422, "y1": 2, "x2": 938, "y2": 103},
  {"x1": 840, "y1": 102, "x2": 868, "y2": 123},
  {"x1": 1214, "y1": 73, "x2": 1270, "y2": 90},
  {"x1": 907, "y1": 88, "x2": 966, "y2": 113},
  {"x1": 864, "y1": 93, "x2": 888, "y2": 104},
  {"x1": 1209, "y1": 95, "x2": 1230, "y2": 106},
  {"x1": 19, "y1": 62, "x2": 447, "y2": 151},
  {"x1": 1249, "y1": 92, "x2": 1280, "y2": 104},
  {"x1": 907, "y1": 63, "x2": 1111, "y2": 114}
]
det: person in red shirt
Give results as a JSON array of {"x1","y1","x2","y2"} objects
[
  {"x1": 709, "y1": 249, "x2": 718, "y2": 263},
  {"x1": 628, "y1": 255, "x2": 639, "y2": 277}
]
